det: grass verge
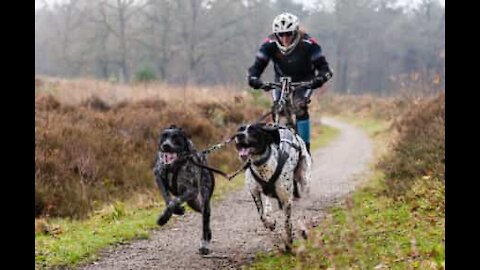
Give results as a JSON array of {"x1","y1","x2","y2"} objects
[
  {"x1": 245, "y1": 171, "x2": 444, "y2": 270},
  {"x1": 245, "y1": 116, "x2": 444, "y2": 270}
]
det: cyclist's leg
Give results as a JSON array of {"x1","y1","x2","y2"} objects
[
  {"x1": 272, "y1": 87, "x2": 281, "y2": 103},
  {"x1": 293, "y1": 89, "x2": 310, "y2": 154}
]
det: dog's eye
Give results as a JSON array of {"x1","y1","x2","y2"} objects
[
  {"x1": 172, "y1": 135, "x2": 183, "y2": 145},
  {"x1": 236, "y1": 133, "x2": 246, "y2": 141}
]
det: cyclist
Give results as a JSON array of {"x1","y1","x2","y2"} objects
[{"x1": 247, "y1": 12, "x2": 333, "y2": 153}]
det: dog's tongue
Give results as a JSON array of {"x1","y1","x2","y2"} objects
[
  {"x1": 162, "y1": 152, "x2": 178, "y2": 164},
  {"x1": 239, "y1": 147, "x2": 252, "y2": 160}
]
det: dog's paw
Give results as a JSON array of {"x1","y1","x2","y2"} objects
[
  {"x1": 157, "y1": 210, "x2": 173, "y2": 226},
  {"x1": 173, "y1": 205, "x2": 185, "y2": 215},
  {"x1": 263, "y1": 219, "x2": 276, "y2": 231},
  {"x1": 300, "y1": 228, "x2": 308, "y2": 240},
  {"x1": 199, "y1": 247, "x2": 210, "y2": 255},
  {"x1": 284, "y1": 243, "x2": 293, "y2": 254},
  {"x1": 293, "y1": 182, "x2": 301, "y2": 199}
]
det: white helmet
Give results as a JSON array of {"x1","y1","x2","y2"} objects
[{"x1": 272, "y1": 12, "x2": 301, "y2": 55}]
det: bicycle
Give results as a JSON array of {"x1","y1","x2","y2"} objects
[{"x1": 262, "y1": 76, "x2": 312, "y2": 131}]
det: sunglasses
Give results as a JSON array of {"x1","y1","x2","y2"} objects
[{"x1": 277, "y1": 31, "x2": 294, "y2": 37}]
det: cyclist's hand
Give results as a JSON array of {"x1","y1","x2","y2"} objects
[
  {"x1": 261, "y1": 83, "x2": 275, "y2": 92},
  {"x1": 248, "y1": 77, "x2": 264, "y2": 90}
]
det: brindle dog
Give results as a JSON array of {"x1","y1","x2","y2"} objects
[{"x1": 153, "y1": 125, "x2": 215, "y2": 255}]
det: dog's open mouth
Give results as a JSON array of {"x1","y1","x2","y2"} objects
[
  {"x1": 238, "y1": 147, "x2": 254, "y2": 161},
  {"x1": 162, "y1": 152, "x2": 178, "y2": 165}
]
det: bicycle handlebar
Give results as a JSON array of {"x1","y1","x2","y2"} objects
[{"x1": 262, "y1": 81, "x2": 311, "y2": 91}]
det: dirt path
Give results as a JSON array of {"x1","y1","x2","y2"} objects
[{"x1": 80, "y1": 117, "x2": 373, "y2": 270}]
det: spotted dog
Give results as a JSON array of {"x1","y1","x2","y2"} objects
[
  {"x1": 153, "y1": 125, "x2": 215, "y2": 255},
  {"x1": 234, "y1": 123, "x2": 312, "y2": 252}
]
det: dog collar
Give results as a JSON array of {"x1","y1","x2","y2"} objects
[{"x1": 252, "y1": 145, "x2": 272, "y2": 166}]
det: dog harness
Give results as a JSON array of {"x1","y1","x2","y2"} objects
[
  {"x1": 247, "y1": 126, "x2": 305, "y2": 198},
  {"x1": 278, "y1": 127, "x2": 301, "y2": 152},
  {"x1": 248, "y1": 149, "x2": 290, "y2": 198}
]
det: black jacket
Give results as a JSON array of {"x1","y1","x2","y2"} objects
[{"x1": 248, "y1": 32, "x2": 332, "y2": 89}]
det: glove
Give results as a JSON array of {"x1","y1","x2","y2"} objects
[
  {"x1": 260, "y1": 83, "x2": 274, "y2": 91},
  {"x1": 311, "y1": 76, "x2": 328, "y2": 89},
  {"x1": 248, "y1": 76, "x2": 264, "y2": 90},
  {"x1": 303, "y1": 96, "x2": 311, "y2": 104}
]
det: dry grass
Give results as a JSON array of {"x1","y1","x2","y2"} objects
[
  {"x1": 35, "y1": 76, "x2": 251, "y2": 106},
  {"x1": 312, "y1": 93, "x2": 425, "y2": 121},
  {"x1": 378, "y1": 93, "x2": 445, "y2": 197},
  {"x1": 35, "y1": 77, "x2": 264, "y2": 219}
]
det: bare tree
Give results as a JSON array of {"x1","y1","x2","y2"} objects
[
  {"x1": 40, "y1": 0, "x2": 89, "y2": 77},
  {"x1": 34, "y1": 0, "x2": 445, "y2": 94},
  {"x1": 94, "y1": 0, "x2": 147, "y2": 82},
  {"x1": 139, "y1": 0, "x2": 177, "y2": 81}
]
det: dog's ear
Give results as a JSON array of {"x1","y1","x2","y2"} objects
[
  {"x1": 177, "y1": 128, "x2": 195, "y2": 152},
  {"x1": 175, "y1": 127, "x2": 190, "y2": 139},
  {"x1": 236, "y1": 124, "x2": 247, "y2": 136},
  {"x1": 260, "y1": 123, "x2": 280, "y2": 145},
  {"x1": 157, "y1": 130, "x2": 166, "y2": 144},
  {"x1": 177, "y1": 127, "x2": 193, "y2": 141},
  {"x1": 168, "y1": 124, "x2": 177, "y2": 129},
  {"x1": 260, "y1": 122, "x2": 279, "y2": 132},
  {"x1": 186, "y1": 139, "x2": 196, "y2": 153}
]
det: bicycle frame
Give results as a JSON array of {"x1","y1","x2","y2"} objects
[
  {"x1": 265, "y1": 77, "x2": 310, "y2": 130},
  {"x1": 272, "y1": 77, "x2": 296, "y2": 129}
]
